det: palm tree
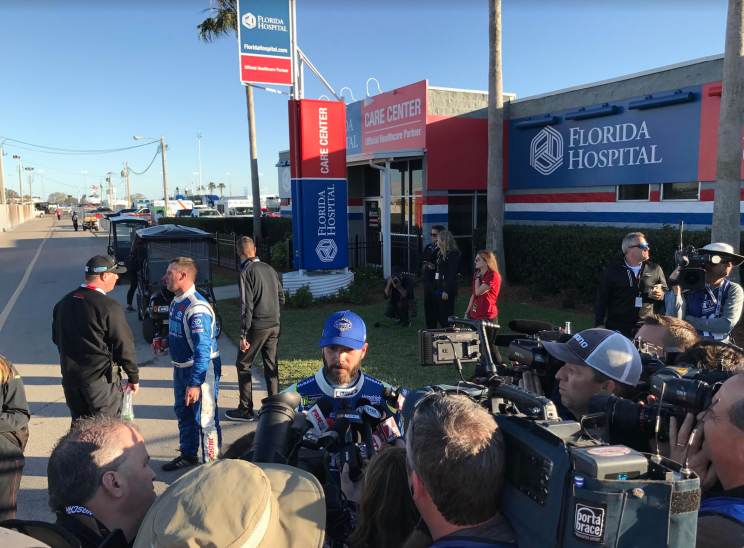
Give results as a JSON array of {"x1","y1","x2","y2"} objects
[
  {"x1": 487, "y1": 0, "x2": 506, "y2": 278},
  {"x1": 208, "y1": 182, "x2": 216, "y2": 194},
  {"x1": 711, "y1": 0, "x2": 744, "y2": 282},
  {"x1": 218, "y1": 182, "x2": 226, "y2": 197},
  {"x1": 198, "y1": 1, "x2": 262, "y2": 238}
]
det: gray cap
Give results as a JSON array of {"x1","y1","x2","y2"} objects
[{"x1": 543, "y1": 329, "x2": 642, "y2": 387}]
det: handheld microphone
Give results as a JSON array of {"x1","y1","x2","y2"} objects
[
  {"x1": 316, "y1": 416, "x2": 349, "y2": 452},
  {"x1": 336, "y1": 399, "x2": 363, "y2": 425},
  {"x1": 306, "y1": 396, "x2": 334, "y2": 434},
  {"x1": 334, "y1": 412, "x2": 363, "y2": 481},
  {"x1": 381, "y1": 386, "x2": 408, "y2": 411},
  {"x1": 355, "y1": 397, "x2": 382, "y2": 458}
]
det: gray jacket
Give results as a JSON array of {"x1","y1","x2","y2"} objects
[{"x1": 665, "y1": 280, "x2": 744, "y2": 341}]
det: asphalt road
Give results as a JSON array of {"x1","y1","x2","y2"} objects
[{"x1": 0, "y1": 215, "x2": 265, "y2": 521}]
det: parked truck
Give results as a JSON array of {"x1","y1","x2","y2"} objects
[{"x1": 214, "y1": 197, "x2": 254, "y2": 217}]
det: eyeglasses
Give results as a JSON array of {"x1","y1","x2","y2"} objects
[
  {"x1": 431, "y1": 233, "x2": 438, "y2": 237},
  {"x1": 629, "y1": 243, "x2": 650, "y2": 250}
]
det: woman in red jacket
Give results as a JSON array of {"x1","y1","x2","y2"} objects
[{"x1": 465, "y1": 250, "x2": 503, "y2": 364}]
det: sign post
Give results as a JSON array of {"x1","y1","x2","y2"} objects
[{"x1": 237, "y1": 0, "x2": 293, "y2": 87}]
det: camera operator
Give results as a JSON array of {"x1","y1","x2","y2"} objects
[
  {"x1": 635, "y1": 314, "x2": 700, "y2": 352},
  {"x1": 384, "y1": 267, "x2": 415, "y2": 328},
  {"x1": 595, "y1": 232, "x2": 667, "y2": 338},
  {"x1": 521, "y1": 329, "x2": 641, "y2": 421},
  {"x1": 666, "y1": 243, "x2": 744, "y2": 343},
  {"x1": 404, "y1": 392, "x2": 517, "y2": 548},
  {"x1": 666, "y1": 373, "x2": 744, "y2": 547},
  {"x1": 675, "y1": 340, "x2": 744, "y2": 371},
  {"x1": 422, "y1": 225, "x2": 445, "y2": 329}
]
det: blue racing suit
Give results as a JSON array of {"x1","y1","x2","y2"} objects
[{"x1": 168, "y1": 285, "x2": 221, "y2": 462}]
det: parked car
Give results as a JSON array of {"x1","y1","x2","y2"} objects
[{"x1": 176, "y1": 208, "x2": 222, "y2": 218}]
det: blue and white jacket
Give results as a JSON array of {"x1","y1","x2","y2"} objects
[
  {"x1": 168, "y1": 285, "x2": 220, "y2": 386},
  {"x1": 284, "y1": 368, "x2": 403, "y2": 432}
]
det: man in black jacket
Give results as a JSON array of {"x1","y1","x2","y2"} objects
[
  {"x1": 52, "y1": 255, "x2": 140, "y2": 421},
  {"x1": 422, "y1": 225, "x2": 444, "y2": 329},
  {"x1": 226, "y1": 236, "x2": 285, "y2": 422},
  {"x1": 595, "y1": 232, "x2": 667, "y2": 339}
]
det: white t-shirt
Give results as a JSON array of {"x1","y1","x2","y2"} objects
[{"x1": 625, "y1": 262, "x2": 642, "y2": 277}]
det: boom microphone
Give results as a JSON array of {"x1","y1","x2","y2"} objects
[{"x1": 508, "y1": 319, "x2": 555, "y2": 336}]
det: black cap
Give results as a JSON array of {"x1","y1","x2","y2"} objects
[{"x1": 85, "y1": 255, "x2": 127, "y2": 275}]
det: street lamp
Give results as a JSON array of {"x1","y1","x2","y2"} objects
[
  {"x1": 134, "y1": 136, "x2": 169, "y2": 216},
  {"x1": 197, "y1": 132, "x2": 202, "y2": 188},
  {"x1": 24, "y1": 167, "x2": 34, "y2": 204},
  {"x1": 227, "y1": 172, "x2": 232, "y2": 196},
  {"x1": 12, "y1": 155, "x2": 22, "y2": 205}
]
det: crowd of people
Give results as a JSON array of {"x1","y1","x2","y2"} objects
[{"x1": 1, "y1": 230, "x2": 744, "y2": 547}]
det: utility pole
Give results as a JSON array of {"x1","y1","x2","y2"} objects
[
  {"x1": 161, "y1": 136, "x2": 170, "y2": 217},
  {"x1": 247, "y1": 85, "x2": 262, "y2": 238},
  {"x1": 12, "y1": 155, "x2": 22, "y2": 205},
  {"x1": 0, "y1": 138, "x2": 6, "y2": 205},
  {"x1": 197, "y1": 132, "x2": 203, "y2": 188},
  {"x1": 125, "y1": 162, "x2": 131, "y2": 207},
  {"x1": 24, "y1": 167, "x2": 34, "y2": 203},
  {"x1": 227, "y1": 172, "x2": 232, "y2": 196}
]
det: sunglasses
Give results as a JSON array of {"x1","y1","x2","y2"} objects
[
  {"x1": 431, "y1": 233, "x2": 438, "y2": 237},
  {"x1": 629, "y1": 243, "x2": 650, "y2": 250}
]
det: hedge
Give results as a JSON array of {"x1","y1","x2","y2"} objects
[{"x1": 159, "y1": 216, "x2": 292, "y2": 246}]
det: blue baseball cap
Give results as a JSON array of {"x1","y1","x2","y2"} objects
[{"x1": 318, "y1": 310, "x2": 367, "y2": 350}]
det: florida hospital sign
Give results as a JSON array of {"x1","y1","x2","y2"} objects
[{"x1": 510, "y1": 86, "x2": 701, "y2": 189}]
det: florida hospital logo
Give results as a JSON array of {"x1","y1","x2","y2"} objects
[
  {"x1": 316, "y1": 238, "x2": 338, "y2": 262},
  {"x1": 242, "y1": 13, "x2": 257, "y2": 29},
  {"x1": 530, "y1": 126, "x2": 564, "y2": 175}
]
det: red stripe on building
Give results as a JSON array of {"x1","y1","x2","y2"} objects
[
  {"x1": 505, "y1": 192, "x2": 616, "y2": 204},
  {"x1": 699, "y1": 189, "x2": 744, "y2": 202},
  {"x1": 650, "y1": 191, "x2": 660, "y2": 202},
  {"x1": 420, "y1": 195, "x2": 448, "y2": 205},
  {"x1": 348, "y1": 198, "x2": 363, "y2": 206}
]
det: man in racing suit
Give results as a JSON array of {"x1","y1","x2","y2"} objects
[
  {"x1": 283, "y1": 310, "x2": 404, "y2": 453},
  {"x1": 155, "y1": 257, "x2": 222, "y2": 471}
]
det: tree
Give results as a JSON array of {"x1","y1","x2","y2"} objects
[
  {"x1": 218, "y1": 182, "x2": 226, "y2": 197},
  {"x1": 198, "y1": 0, "x2": 262, "y2": 238},
  {"x1": 175, "y1": 186, "x2": 180, "y2": 196},
  {"x1": 486, "y1": 0, "x2": 506, "y2": 279},
  {"x1": 48, "y1": 192, "x2": 67, "y2": 203},
  {"x1": 711, "y1": 0, "x2": 744, "y2": 284},
  {"x1": 5, "y1": 189, "x2": 18, "y2": 202},
  {"x1": 130, "y1": 193, "x2": 146, "y2": 202},
  {"x1": 208, "y1": 182, "x2": 216, "y2": 193}
]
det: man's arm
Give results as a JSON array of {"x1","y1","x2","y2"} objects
[
  {"x1": 239, "y1": 269, "x2": 255, "y2": 340},
  {"x1": 0, "y1": 373, "x2": 30, "y2": 434},
  {"x1": 186, "y1": 309, "x2": 214, "y2": 388},
  {"x1": 107, "y1": 304, "x2": 139, "y2": 384},
  {"x1": 594, "y1": 268, "x2": 611, "y2": 327},
  {"x1": 665, "y1": 285, "x2": 685, "y2": 319},
  {"x1": 685, "y1": 283, "x2": 744, "y2": 335},
  {"x1": 276, "y1": 272, "x2": 285, "y2": 308}
]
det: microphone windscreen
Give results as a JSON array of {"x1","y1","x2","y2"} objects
[
  {"x1": 355, "y1": 397, "x2": 372, "y2": 410},
  {"x1": 316, "y1": 396, "x2": 334, "y2": 417},
  {"x1": 381, "y1": 386, "x2": 394, "y2": 400},
  {"x1": 337, "y1": 399, "x2": 353, "y2": 411},
  {"x1": 325, "y1": 418, "x2": 335, "y2": 428},
  {"x1": 330, "y1": 416, "x2": 350, "y2": 435},
  {"x1": 508, "y1": 319, "x2": 555, "y2": 335}
]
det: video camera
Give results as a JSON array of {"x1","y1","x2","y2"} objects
[
  {"x1": 410, "y1": 318, "x2": 701, "y2": 548},
  {"x1": 673, "y1": 245, "x2": 721, "y2": 293}
]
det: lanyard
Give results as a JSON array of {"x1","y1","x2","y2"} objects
[
  {"x1": 80, "y1": 284, "x2": 106, "y2": 295},
  {"x1": 705, "y1": 279, "x2": 729, "y2": 318},
  {"x1": 65, "y1": 505, "x2": 112, "y2": 537}
]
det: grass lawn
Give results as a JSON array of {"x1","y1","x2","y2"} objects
[
  {"x1": 212, "y1": 265, "x2": 240, "y2": 287},
  {"x1": 218, "y1": 297, "x2": 594, "y2": 392}
]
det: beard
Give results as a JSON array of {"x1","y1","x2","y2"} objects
[{"x1": 322, "y1": 352, "x2": 362, "y2": 387}]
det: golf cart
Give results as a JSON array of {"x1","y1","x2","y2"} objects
[
  {"x1": 106, "y1": 216, "x2": 149, "y2": 269},
  {"x1": 82, "y1": 210, "x2": 102, "y2": 231},
  {"x1": 133, "y1": 224, "x2": 222, "y2": 344}
]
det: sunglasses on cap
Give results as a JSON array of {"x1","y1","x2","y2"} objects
[{"x1": 629, "y1": 243, "x2": 650, "y2": 250}]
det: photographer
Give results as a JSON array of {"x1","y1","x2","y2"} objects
[
  {"x1": 675, "y1": 340, "x2": 744, "y2": 371},
  {"x1": 666, "y1": 373, "x2": 744, "y2": 547},
  {"x1": 635, "y1": 314, "x2": 700, "y2": 352},
  {"x1": 404, "y1": 392, "x2": 517, "y2": 547},
  {"x1": 384, "y1": 267, "x2": 415, "y2": 328},
  {"x1": 666, "y1": 243, "x2": 744, "y2": 343},
  {"x1": 595, "y1": 232, "x2": 667, "y2": 338},
  {"x1": 521, "y1": 329, "x2": 641, "y2": 421}
]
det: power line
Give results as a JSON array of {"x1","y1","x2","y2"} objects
[
  {"x1": 128, "y1": 145, "x2": 161, "y2": 175},
  {"x1": 2, "y1": 138, "x2": 159, "y2": 155}
]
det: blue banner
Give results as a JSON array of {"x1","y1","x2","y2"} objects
[
  {"x1": 507, "y1": 85, "x2": 702, "y2": 189},
  {"x1": 238, "y1": 0, "x2": 291, "y2": 59},
  {"x1": 346, "y1": 101, "x2": 362, "y2": 155},
  {"x1": 291, "y1": 178, "x2": 349, "y2": 271}
]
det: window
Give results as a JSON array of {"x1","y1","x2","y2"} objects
[
  {"x1": 662, "y1": 182, "x2": 699, "y2": 201},
  {"x1": 617, "y1": 184, "x2": 649, "y2": 201}
]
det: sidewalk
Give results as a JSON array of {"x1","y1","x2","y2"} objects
[{"x1": 214, "y1": 284, "x2": 239, "y2": 300}]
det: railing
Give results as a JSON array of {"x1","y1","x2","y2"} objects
[{"x1": 210, "y1": 232, "x2": 270, "y2": 270}]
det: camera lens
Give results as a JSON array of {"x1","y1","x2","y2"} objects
[{"x1": 661, "y1": 379, "x2": 712, "y2": 415}]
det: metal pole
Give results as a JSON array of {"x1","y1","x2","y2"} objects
[
  {"x1": 290, "y1": 0, "x2": 299, "y2": 99},
  {"x1": 198, "y1": 132, "x2": 203, "y2": 188},
  {"x1": 17, "y1": 157, "x2": 23, "y2": 204},
  {"x1": 161, "y1": 136, "x2": 170, "y2": 217},
  {"x1": 126, "y1": 162, "x2": 131, "y2": 207},
  {"x1": 0, "y1": 140, "x2": 5, "y2": 205},
  {"x1": 28, "y1": 174, "x2": 32, "y2": 203}
]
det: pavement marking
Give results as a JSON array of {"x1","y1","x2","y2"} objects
[{"x1": 0, "y1": 228, "x2": 52, "y2": 334}]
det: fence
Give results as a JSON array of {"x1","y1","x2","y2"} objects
[
  {"x1": 286, "y1": 234, "x2": 423, "y2": 274},
  {"x1": 210, "y1": 232, "x2": 270, "y2": 270}
]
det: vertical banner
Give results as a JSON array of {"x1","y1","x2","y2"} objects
[
  {"x1": 237, "y1": 0, "x2": 292, "y2": 86},
  {"x1": 289, "y1": 100, "x2": 349, "y2": 270}
]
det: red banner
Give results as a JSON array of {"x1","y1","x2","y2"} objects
[
  {"x1": 240, "y1": 54, "x2": 292, "y2": 87},
  {"x1": 697, "y1": 81, "x2": 744, "y2": 182},
  {"x1": 289, "y1": 100, "x2": 347, "y2": 179}
]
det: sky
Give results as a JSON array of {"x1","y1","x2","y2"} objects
[{"x1": 0, "y1": 0, "x2": 730, "y2": 203}]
